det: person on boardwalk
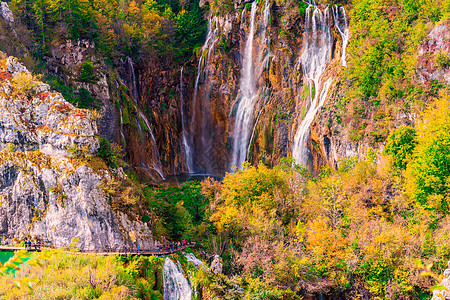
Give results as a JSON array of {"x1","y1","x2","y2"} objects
[{"x1": 137, "y1": 245, "x2": 140, "y2": 253}]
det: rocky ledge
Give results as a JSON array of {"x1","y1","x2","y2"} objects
[{"x1": 0, "y1": 54, "x2": 157, "y2": 250}]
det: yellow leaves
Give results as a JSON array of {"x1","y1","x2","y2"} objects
[
  {"x1": 14, "y1": 277, "x2": 39, "y2": 289},
  {"x1": 129, "y1": 230, "x2": 137, "y2": 242},
  {"x1": 305, "y1": 216, "x2": 348, "y2": 264},
  {"x1": 97, "y1": 285, "x2": 132, "y2": 299},
  {"x1": 11, "y1": 72, "x2": 40, "y2": 97},
  {"x1": 127, "y1": 0, "x2": 140, "y2": 17},
  {"x1": 210, "y1": 204, "x2": 239, "y2": 232}
]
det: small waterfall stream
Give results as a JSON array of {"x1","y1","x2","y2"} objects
[
  {"x1": 332, "y1": 5, "x2": 349, "y2": 67},
  {"x1": 230, "y1": 1, "x2": 259, "y2": 170},
  {"x1": 115, "y1": 80, "x2": 126, "y2": 145},
  {"x1": 186, "y1": 253, "x2": 205, "y2": 268},
  {"x1": 292, "y1": 5, "x2": 333, "y2": 166},
  {"x1": 180, "y1": 67, "x2": 194, "y2": 173},
  {"x1": 163, "y1": 257, "x2": 192, "y2": 300},
  {"x1": 139, "y1": 111, "x2": 165, "y2": 179},
  {"x1": 127, "y1": 56, "x2": 140, "y2": 105},
  {"x1": 122, "y1": 57, "x2": 165, "y2": 179}
]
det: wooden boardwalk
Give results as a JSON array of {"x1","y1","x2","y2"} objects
[
  {"x1": 0, "y1": 246, "x2": 41, "y2": 252},
  {"x1": 81, "y1": 244, "x2": 194, "y2": 256},
  {"x1": 0, "y1": 243, "x2": 195, "y2": 256}
]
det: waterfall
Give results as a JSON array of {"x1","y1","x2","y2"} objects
[
  {"x1": 126, "y1": 56, "x2": 140, "y2": 105},
  {"x1": 262, "y1": 0, "x2": 271, "y2": 44},
  {"x1": 186, "y1": 253, "x2": 205, "y2": 268},
  {"x1": 230, "y1": 1, "x2": 259, "y2": 170},
  {"x1": 139, "y1": 111, "x2": 165, "y2": 180},
  {"x1": 180, "y1": 67, "x2": 194, "y2": 173},
  {"x1": 190, "y1": 16, "x2": 219, "y2": 174},
  {"x1": 163, "y1": 258, "x2": 192, "y2": 300},
  {"x1": 292, "y1": 5, "x2": 333, "y2": 166},
  {"x1": 116, "y1": 80, "x2": 126, "y2": 144},
  {"x1": 193, "y1": 17, "x2": 218, "y2": 105},
  {"x1": 332, "y1": 5, "x2": 349, "y2": 67},
  {"x1": 122, "y1": 57, "x2": 165, "y2": 180}
]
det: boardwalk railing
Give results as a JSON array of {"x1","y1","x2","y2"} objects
[{"x1": 0, "y1": 243, "x2": 196, "y2": 256}]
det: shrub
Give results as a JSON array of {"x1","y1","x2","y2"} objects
[
  {"x1": 76, "y1": 87, "x2": 100, "y2": 109},
  {"x1": 406, "y1": 92, "x2": 450, "y2": 210},
  {"x1": 384, "y1": 125, "x2": 417, "y2": 169},
  {"x1": 78, "y1": 60, "x2": 99, "y2": 83},
  {"x1": 12, "y1": 72, "x2": 39, "y2": 97},
  {"x1": 97, "y1": 137, "x2": 125, "y2": 168}
]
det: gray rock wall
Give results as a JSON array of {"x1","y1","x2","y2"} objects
[{"x1": 0, "y1": 56, "x2": 157, "y2": 250}]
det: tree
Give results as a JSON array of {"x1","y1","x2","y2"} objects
[
  {"x1": 406, "y1": 91, "x2": 450, "y2": 211},
  {"x1": 384, "y1": 125, "x2": 416, "y2": 170}
]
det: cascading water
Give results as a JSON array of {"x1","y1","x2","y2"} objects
[
  {"x1": 188, "y1": 16, "x2": 219, "y2": 174},
  {"x1": 186, "y1": 253, "x2": 205, "y2": 269},
  {"x1": 193, "y1": 16, "x2": 218, "y2": 109},
  {"x1": 138, "y1": 111, "x2": 165, "y2": 179},
  {"x1": 120, "y1": 57, "x2": 165, "y2": 179},
  {"x1": 292, "y1": 5, "x2": 333, "y2": 166},
  {"x1": 127, "y1": 56, "x2": 140, "y2": 104},
  {"x1": 246, "y1": 0, "x2": 271, "y2": 160},
  {"x1": 180, "y1": 67, "x2": 194, "y2": 173},
  {"x1": 115, "y1": 80, "x2": 126, "y2": 145},
  {"x1": 262, "y1": 0, "x2": 271, "y2": 43},
  {"x1": 332, "y1": 5, "x2": 349, "y2": 67},
  {"x1": 230, "y1": 1, "x2": 259, "y2": 170},
  {"x1": 163, "y1": 258, "x2": 192, "y2": 300}
]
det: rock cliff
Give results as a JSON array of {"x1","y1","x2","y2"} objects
[{"x1": 0, "y1": 55, "x2": 157, "y2": 250}]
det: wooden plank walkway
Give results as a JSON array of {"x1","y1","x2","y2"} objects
[
  {"x1": 0, "y1": 246, "x2": 41, "y2": 252},
  {"x1": 92, "y1": 244, "x2": 194, "y2": 256},
  {"x1": 0, "y1": 243, "x2": 195, "y2": 256}
]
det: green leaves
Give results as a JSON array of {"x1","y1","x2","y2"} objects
[
  {"x1": 384, "y1": 125, "x2": 417, "y2": 170},
  {"x1": 0, "y1": 249, "x2": 52, "y2": 293},
  {"x1": 406, "y1": 92, "x2": 450, "y2": 210}
]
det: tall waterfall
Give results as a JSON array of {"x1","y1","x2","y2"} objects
[
  {"x1": 230, "y1": 1, "x2": 259, "y2": 170},
  {"x1": 292, "y1": 5, "x2": 333, "y2": 166},
  {"x1": 163, "y1": 258, "x2": 192, "y2": 300},
  {"x1": 189, "y1": 16, "x2": 218, "y2": 174},
  {"x1": 180, "y1": 67, "x2": 194, "y2": 173},
  {"x1": 332, "y1": 5, "x2": 349, "y2": 66}
]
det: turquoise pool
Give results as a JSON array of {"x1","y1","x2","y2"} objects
[{"x1": 0, "y1": 251, "x2": 14, "y2": 265}]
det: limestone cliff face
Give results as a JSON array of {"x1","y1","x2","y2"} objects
[{"x1": 0, "y1": 55, "x2": 157, "y2": 250}]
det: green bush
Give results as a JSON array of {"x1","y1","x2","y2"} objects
[
  {"x1": 144, "y1": 181, "x2": 208, "y2": 241},
  {"x1": 97, "y1": 137, "x2": 125, "y2": 168},
  {"x1": 78, "y1": 60, "x2": 99, "y2": 83},
  {"x1": 384, "y1": 125, "x2": 416, "y2": 169},
  {"x1": 406, "y1": 93, "x2": 450, "y2": 210}
]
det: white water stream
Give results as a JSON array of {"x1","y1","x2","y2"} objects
[
  {"x1": 180, "y1": 67, "x2": 194, "y2": 173},
  {"x1": 230, "y1": 1, "x2": 259, "y2": 170},
  {"x1": 138, "y1": 110, "x2": 165, "y2": 179},
  {"x1": 292, "y1": 5, "x2": 333, "y2": 166},
  {"x1": 189, "y1": 16, "x2": 219, "y2": 173},
  {"x1": 332, "y1": 5, "x2": 349, "y2": 66},
  {"x1": 163, "y1": 258, "x2": 192, "y2": 300}
]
